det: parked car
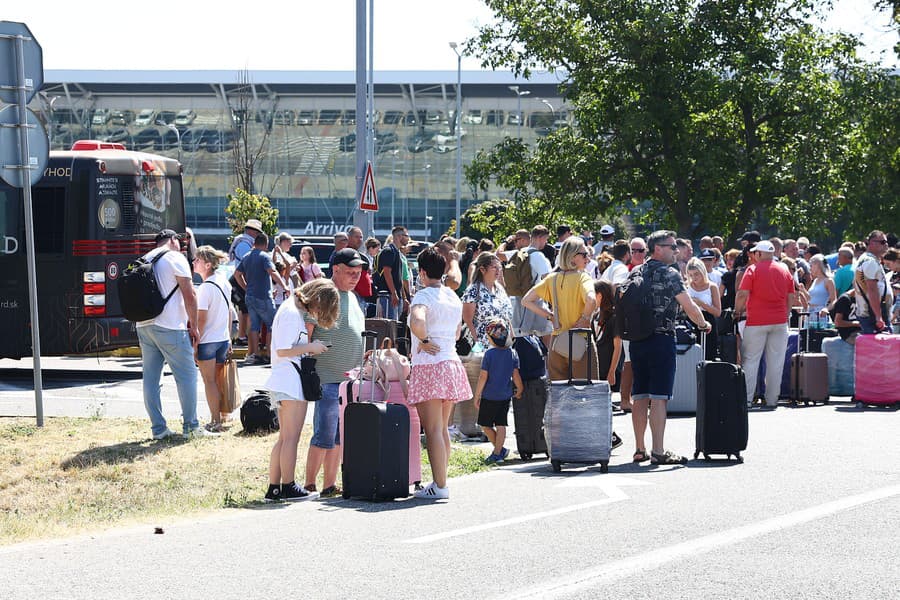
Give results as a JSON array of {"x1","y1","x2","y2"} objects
[
  {"x1": 109, "y1": 110, "x2": 135, "y2": 126},
  {"x1": 156, "y1": 128, "x2": 180, "y2": 152},
  {"x1": 174, "y1": 109, "x2": 196, "y2": 126},
  {"x1": 507, "y1": 112, "x2": 523, "y2": 125},
  {"x1": 296, "y1": 110, "x2": 317, "y2": 125},
  {"x1": 132, "y1": 127, "x2": 161, "y2": 149},
  {"x1": 485, "y1": 110, "x2": 505, "y2": 126},
  {"x1": 103, "y1": 128, "x2": 130, "y2": 144},
  {"x1": 339, "y1": 132, "x2": 356, "y2": 152},
  {"x1": 344, "y1": 110, "x2": 356, "y2": 125},
  {"x1": 91, "y1": 109, "x2": 111, "y2": 126},
  {"x1": 156, "y1": 110, "x2": 177, "y2": 125},
  {"x1": 134, "y1": 109, "x2": 157, "y2": 126},
  {"x1": 181, "y1": 127, "x2": 214, "y2": 152},
  {"x1": 383, "y1": 110, "x2": 404, "y2": 125},
  {"x1": 318, "y1": 109, "x2": 342, "y2": 124},
  {"x1": 463, "y1": 110, "x2": 483, "y2": 125},
  {"x1": 205, "y1": 130, "x2": 237, "y2": 153},
  {"x1": 375, "y1": 132, "x2": 399, "y2": 153}
]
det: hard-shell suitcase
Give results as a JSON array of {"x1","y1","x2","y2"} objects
[
  {"x1": 695, "y1": 354, "x2": 748, "y2": 462},
  {"x1": 512, "y1": 377, "x2": 549, "y2": 461},
  {"x1": 853, "y1": 334, "x2": 900, "y2": 408},
  {"x1": 821, "y1": 336, "x2": 855, "y2": 397},
  {"x1": 544, "y1": 329, "x2": 612, "y2": 473},
  {"x1": 341, "y1": 331, "x2": 410, "y2": 500},
  {"x1": 790, "y1": 316, "x2": 829, "y2": 405},
  {"x1": 669, "y1": 341, "x2": 703, "y2": 413}
]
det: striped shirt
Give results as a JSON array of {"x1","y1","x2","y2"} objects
[{"x1": 304, "y1": 289, "x2": 364, "y2": 383}]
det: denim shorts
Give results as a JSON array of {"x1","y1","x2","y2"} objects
[
  {"x1": 310, "y1": 382, "x2": 341, "y2": 449},
  {"x1": 246, "y1": 294, "x2": 277, "y2": 332},
  {"x1": 629, "y1": 332, "x2": 676, "y2": 401},
  {"x1": 197, "y1": 340, "x2": 229, "y2": 363}
]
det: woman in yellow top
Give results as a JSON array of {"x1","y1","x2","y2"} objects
[{"x1": 522, "y1": 236, "x2": 598, "y2": 381}]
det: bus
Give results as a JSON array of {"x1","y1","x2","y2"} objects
[{"x1": 0, "y1": 140, "x2": 186, "y2": 359}]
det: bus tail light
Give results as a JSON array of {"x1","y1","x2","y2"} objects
[
  {"x1": 82, "y1": 272, "x2": 107, "y2": 317},
  {"x1": 83, "y1": 282, "x2": 105, "y2": 294},
  {"x1": 84, "y1": 306, "x2": 106, "y2": 317}
]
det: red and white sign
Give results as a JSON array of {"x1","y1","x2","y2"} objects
[{"x1": 359, "y1": 162, "x2": 379, "y2": 212}]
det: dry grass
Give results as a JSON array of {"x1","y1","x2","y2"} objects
[{"x1": 0, "y1": 417, "x2": 490, "y2": 545}]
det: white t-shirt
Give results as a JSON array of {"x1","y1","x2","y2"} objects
[
  {"x1": 854, "y1": 252, "x2": 890, "y2": 318},
  {"x1": 264, "y1": 299, "x2": 309, "y2": 399},
  {"x1": 584, "y1": 258, "x2": 600, "y2": 280},
  {"x1": 197, "y1": 271, "x2": 232, "y2": 344},
  {"x1": 528, "y1": 246, "x2": 552, "y2": 283},
  {"x1": 600, "y1": 260, "x2": 629, "y2": 285},
  {"x1": 409, "y1": 285, "x2": 463, "y2": 365},
  {"x1": 593, "y1": 240, "x2": 614, "y2": 256},
  {"x1": 707, "y1": 269, "x2": 723, "y2": 287},
  {"x1": 136, "y1": 246, "x2": 191, "y2": 330}
]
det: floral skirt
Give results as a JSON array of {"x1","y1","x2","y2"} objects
[{"x1": 407, "y1": 360, "x2": 473, "y2": 405}]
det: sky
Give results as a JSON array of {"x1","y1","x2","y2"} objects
[{"x1": 6, "y1": 0, "x2": 897, "y2": 72}]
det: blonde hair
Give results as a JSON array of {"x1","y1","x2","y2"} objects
[
  {"x1": 686, "y1": 257, "x2": 709, "y2": 285},
  {"x1": 194, "y1": 244, "x2": 227, "y2": 266},
  {"x1": 295, "y1": 278, "x2": 340, "y2": 329},
  {"x1": 558, "y1": 236, "x2": 587, "y2": 271},
  {"x1": 455, "y1": 237, "x2": 472, "y2": 253},
  {"x1": 471, "y1": 252, "x2": 501, "y2": 286},
  {"x1": 809, "y1": 253, "x2": 831, "y2": 276}
]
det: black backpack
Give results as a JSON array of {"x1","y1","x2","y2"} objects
[
  {"x1": 240, "y1": 390, "x2": 279, "y2": 434},
  {"x1": 118, "y1": 251, "x2": 178, "y2": 322},
  {"x1": 615, "y1": 265, "x2": 657, "y2": 342}
]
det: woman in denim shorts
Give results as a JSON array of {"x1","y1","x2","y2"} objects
[{"x1": 193, "y1": 246, "x2": 233, "y2": 432}]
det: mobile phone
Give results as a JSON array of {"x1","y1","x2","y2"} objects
[{"x1": 323, "y1": 342, "x2": 333, "y2": 347}]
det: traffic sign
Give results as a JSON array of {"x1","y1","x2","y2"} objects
[
  {"x1": 0, "y1": 105, "x2": 49, "y2": 187},
  {"x1": 359, "y1": 162, "x2": 379, "y2": 211},
  {"x1": 0, "y1": 21, "x2": 43, "y2": 104}
]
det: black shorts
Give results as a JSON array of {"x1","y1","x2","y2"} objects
[
  {"x1": 476, "y1": 398, "x2": 511, "y2": 428},
  {"x1": 229, "y1": 275, "x2": 248, "y2": 314}
]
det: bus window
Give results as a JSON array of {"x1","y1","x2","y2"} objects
[{"x1": 32, "y1": 187, "x2": 66, "y2": 254}]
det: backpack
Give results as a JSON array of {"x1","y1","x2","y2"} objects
[
  {"x1": 118, "y1": 251, "x2": 178, "y2": 322},
  {"x1": 615, "y1": 265, "x2": 657, "y2": 341},
  {"x1": 503, "y1": 248, "x2": 537, "y2": 297},
  {"x1": 240, "y1": 390, "x2": 279, "y2": 434}
]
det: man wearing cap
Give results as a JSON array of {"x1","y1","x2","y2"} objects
[
  {"x1": 593, "y1": 224, "x2": 616, "y2": 256},
  {"x1": 303, "y1": 248, "x2": 365, "y2": 497},
  {"x1": 228, "y1": 219, "x2": 263, "y2": 346},
  {"x1": 137, "y1": 230, "x2": 207, "y2": 439},
  {"x1": 699, "y1": 248, "x2": 722, "y2": 286},
  {"x1": 733, "y1": 240, "x2": 794, "y2": 410},
  {"x1": 234, "y1": 232, "x2": 288, "y2": 365}
]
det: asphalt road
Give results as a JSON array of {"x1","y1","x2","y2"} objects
[{"x1": 1, "y1": 357, "x2": 898, "y2": 599}]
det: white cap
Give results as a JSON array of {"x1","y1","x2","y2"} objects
[
  {"x1": 599, "y1": 224, "x2": 614, "y2": 236},
  {"x1": 750, "y1": 240, "x2": 776, "y2": 253}
]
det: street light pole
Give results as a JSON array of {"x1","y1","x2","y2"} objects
[
  {"x1": 508, "y1": 85, "x2": 530, "y2": 139},
  {"x1": 159, "y1": 121, "x2": 182, "y2": 163},
  {"x1": 450, "y1": 42, "x2": 462, "y2": 238},
  {"x1": 424, "y1": 163, "x2": 431, "y2": 241},
  {"x1": 540, "y1": 98, "x2": 556, "y2": 122}
]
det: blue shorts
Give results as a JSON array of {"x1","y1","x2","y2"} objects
[
  {"x1": 246, "y1": 294, "x2": 276, "y2": 333},
  {"x1": 629, "y1": 332, "x2": 676, "y2": 401},
  {"x1": 310, "y1": 382, "x2": 341, "y2": 449},
  {"x1": 197, "y1": 340, "x2": 229, "y2": 363}
]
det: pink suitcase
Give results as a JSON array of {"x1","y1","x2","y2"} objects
[
  {"x1": 853, "y1": 334, "x2": 900, "y2": 407},
  {"x1": 340, "y1": 373, "x2": 422, "y2": 487}
]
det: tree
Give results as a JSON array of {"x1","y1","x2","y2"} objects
[
  {"x1": 229, "y1": 70, "x2": 275, "y2": 195},
  {"x1": 469, "y1": 0, "x2": 881, "y2": 241},
  {"x1": 224, "y1": 188, "x2": 279, "y2": 242}
]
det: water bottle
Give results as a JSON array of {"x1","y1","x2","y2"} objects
[{"x1": 471, "y1": 341, "x2": 485, "y2": 354}]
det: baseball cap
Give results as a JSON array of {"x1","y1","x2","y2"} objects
[
  {"x1": 739, "y1": 230, "x2": 761, "y2": 244},
  {"x1": 699, "y1": 248, "x2": 717, "y2": 260},
  {"x1": 599, "y1": 224, "x2": 615, "y2": 236},
  {"x1": 485, "y1": 319, "x2": 510, "y2": 348},
  {"x1": 332, "y1": 248, "x2": 366, "y2": 267},
  {"x1": 750, "y1": 240, "x2": 776, "y2": 253},
  {"x1": 244, "y1": 219, "x2": 263, "y2": 232},
  {"x1": 154, "y1": 229, "x2": 182, "y2": 243}
]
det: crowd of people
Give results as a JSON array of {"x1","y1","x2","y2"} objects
[{"x1": 134, "y1": 218, "x2": 900, "y2": 502}]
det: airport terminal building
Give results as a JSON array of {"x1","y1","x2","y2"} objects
[{"x1": 36, "y1": 70, "x2": 567, "y2": 242}]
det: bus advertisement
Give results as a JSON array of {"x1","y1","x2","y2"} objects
[{"x1": 0, "y1": 141, "x2": 186, "y2": 359}]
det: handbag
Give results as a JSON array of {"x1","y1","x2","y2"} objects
[
  {"x1": 222, "y1": 358, "x2": 241, "y2": 415},
  {"x1": 549, "y1": 272, "x2": 587, "y2": 361},
  {"x1": 361, "y1": 338, "x2": 411, "y2": 399},
  {"x1": 291, "y1": 357, "x2": 322, "y2": 402}
]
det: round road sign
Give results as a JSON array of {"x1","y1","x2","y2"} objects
[{"x1": 0, "y1": 21, "x2": 43, "y2": 104}]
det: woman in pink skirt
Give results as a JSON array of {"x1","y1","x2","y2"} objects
[{"x1": 407, "y1": 246, "x2": 473, "y2": 500}]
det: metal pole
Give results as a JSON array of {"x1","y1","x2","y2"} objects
[
  {"x1": 367, "y1": 0, "x2": 375, "y2": 236},
  {"x1": 14, "y1": 34, "x2": 44, "y2": 426},
  {"x1": 354, "y1": 0, "x2": 368, "y2": 235},
  {"x1": 450, "y1": 43, "x2": 462, "y2": 238},
  {"x1": 391, "y1": 150, "x2": 396, "y2": 228},
  {"x1": 424, "y1": 164, "x2": 431, "y2": 242}
]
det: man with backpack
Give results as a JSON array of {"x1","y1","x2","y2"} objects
[
  {"x1": 617, "y1": 230, "x2": 710, "y2": 465},
  {"x1": 506, "y1": 226, "x2": 553, "y2": 343},
  {"x1": 373, "y1": 225, "x2": 410, "y2": 319},
  {"x1": 134, "y1": 229, "x2": 207, "y2": 440}
]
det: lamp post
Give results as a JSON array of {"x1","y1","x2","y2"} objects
[
  {"x1": 158, "y1": 120, "x2": 181, "y2": 163},
  {"x1": 449, "y1": 42, "x2": 462, "y2": 238},
  {"x1": 540, "y1": 98, "x2": 556, "y2": 122},
  {"x1": 390, "y1": 149, "x2": 400, "y2": 229},
  {"x1": 424, "y1": 163, "x2": 431, "y2": 241},
  {"x1": 508, "y1": 85, "x2": 530, "y2": 139}
]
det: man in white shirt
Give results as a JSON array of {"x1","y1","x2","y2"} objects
[
  {"x1": 593, "y1": 224, "x2": 616, "y2": 256},
  {"x1": 854, "y1": 230, "x2": 892, "y2": 333},
  {"x1": 136, "y1": 229, "x2": 205, "y2": 440},
  {"x1": 511, "y1": 225, "x2": 554, "y2": 340},
  {"x1": 600, "y1": 240, "x2": 631, "y2": 285}
]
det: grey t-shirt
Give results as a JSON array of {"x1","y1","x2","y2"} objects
[{"x1": 303, "y1": 289, "x2": 364, "y2": 383}]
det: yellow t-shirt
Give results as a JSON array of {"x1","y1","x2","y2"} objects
[{"x1": 533, "y1": 271, "x2": 594, "y2": 335}]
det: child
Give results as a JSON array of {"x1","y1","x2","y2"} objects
[{"x1": 473, "y1": 318, "x2": 524, "y2": 463}]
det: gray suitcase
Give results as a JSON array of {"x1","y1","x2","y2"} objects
[
  {"x1": 544, "y1": 329, "x2": 612, "y2": 473},
  {"x1": 790, "y1": 315, "x2": 830, "y2": 406},
  {"x1": 669, "y1": 341, "x2": 703, "y2": 413}
]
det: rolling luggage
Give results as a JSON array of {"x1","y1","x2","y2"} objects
[
  {"x1": 755, "y1": 330, "x2": 799, "y2": 401},
  {"x1": 695, "y1": 332, "x2": 748, "y2": 462},
  {"x1": 512, "y1": 377, "x2": 549, "y2": 461},
  {"x1": 853, "y1": 334, "x2": 900, "y2": 408},
  {"x1": 821, "y1": 336, "x2": 855, "y2": 397},
  {"x1": 798, "y1": 327, "x2": 839, "y2": 354},
  {"x1": 544, "y1": 329, "x2": 612, "y2": 473},
  {"x1": 789, "y1": 316, "x2": 829, "y2": 406},
  {"x1": 669, "y1": 339, "x2": 703, "y2": 413},
  {"x1": 341, "y1": 331, "x2": 410, "y2": 500}
]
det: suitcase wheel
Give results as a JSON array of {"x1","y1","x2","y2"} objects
[
  {"x1": 703, "y1": 453, "x2": 711, "y2": 462},
  {"x1": 521, "y1": 452, "x2": 533, "y2": 462},
  {"x1": 551, "y1": 460, "x2": 562, "y2": 473},
  {"x1": 599, "y1": 462, "x2": 608, "y2": 474},
  {"x1": 342, "y1": 491, "x2": 350, "y2": 500},
  {"x1": 855, "y1": 401, "x2": 865, "y2": 410},
  {"x1": 735, "y1": 452, "x2": 744, "y2": 463}
]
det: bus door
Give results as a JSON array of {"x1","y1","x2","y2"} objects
[
  {"x1": 0, "y1": 184, "x2": 28, "y2": 359},
  {"x1": 31, "y1": 184, "x2": 71, "y2": 355}
]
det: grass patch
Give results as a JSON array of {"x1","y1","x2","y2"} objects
[{"x1": 0, "y1": 417, "x2": 490, "y2": 545}]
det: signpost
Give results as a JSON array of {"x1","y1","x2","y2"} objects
[
  {"x1": 359, "y1": 162, "x2": 378, "y2": 212},
  {"x1": 0, "y1": 21, "x2": 48, "y2": 426}
]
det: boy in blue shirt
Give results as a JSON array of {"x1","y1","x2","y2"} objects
[{"x1": 474, "y1": 318, "x2": 524, "y2": 463}]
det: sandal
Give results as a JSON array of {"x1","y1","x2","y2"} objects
[
  {"x1": 651, "y1": 450, "x2": 688, "y2": 465},
  {"x1": 633, "y1": 449, "x2": 650, "y2": 463},
  {"x1": 320, "y1": 485, "x2": 343, "y2": 498}
]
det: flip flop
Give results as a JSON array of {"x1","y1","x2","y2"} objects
[{"x1": 633, "y1": 449, "x2": 650, "y2": 463}]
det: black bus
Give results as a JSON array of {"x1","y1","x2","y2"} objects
[{"x1": 0, "y1": 140, "x2": 185, "y2": 359}]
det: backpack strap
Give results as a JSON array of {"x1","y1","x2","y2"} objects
[
  {"x1": 150, "y1": 250, "x2": 179, "y2": 305},
  {"x1": 203, "y1": 279, "x2": 231, "y2": 312}
]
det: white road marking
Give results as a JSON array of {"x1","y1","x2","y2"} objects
[
  {"x1": 405, "y1": 475, "x2": 648, "y2": 544},
  {"x1": 496, "y1": 483, "x2": 900, "y2": 599}
]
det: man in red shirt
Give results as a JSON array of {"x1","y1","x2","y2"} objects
[{"x1": 734, "y1": 240, "x2": 795, "y2": 410}]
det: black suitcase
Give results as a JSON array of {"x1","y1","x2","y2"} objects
[
  {"x1": 512, "y1": 377, "x2": 549, "y2": 461},
  {"x1": 798, "y1": 327, "x2": 838, "y2": 354},
  {"x1": 342, "y1": 402, "x2": 410, "y2": 500},
  {"x1": 694, "y1": 334, "x2": 748, "y2": 462}
]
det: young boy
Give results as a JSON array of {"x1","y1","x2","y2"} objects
[{"x1": 473, "y1": 319, "x2": 524, "y2": 463}]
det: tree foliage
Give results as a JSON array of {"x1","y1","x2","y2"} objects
[
  {"x1": 224, "y1": 188, "x2": 279, "y2": 242},
  {"x1": 467, "y1": 0, "x2": 898, "y2": 243}
]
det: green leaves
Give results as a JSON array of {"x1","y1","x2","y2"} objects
[{"x1": 224, "y1": 188, "x2": 279, "y2": 242}]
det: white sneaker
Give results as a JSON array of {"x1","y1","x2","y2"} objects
[
  {"x1": 152, "y1": 428, "x2": 177, "y2": 440},
  {"x1": 447, "y1": 425, "x2": 466, "y2": 441},
  {"x1": 185, "y1": 427, "x2": 220, "y2": 438},
  {"x1": 413, "y1": 482, "x2": 449, "y2": 500}
]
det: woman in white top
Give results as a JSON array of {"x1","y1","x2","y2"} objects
[
  {"x1": 193, "y1": 245, "x2": 234, "y2": 432},
  {"x1": 407, "y1": 246, "x2": 473, "y2": 500},
  {"x1": 686, "y1": 257, "x2": 721, "y2": 359},
  {"x1": 263, "y1": 279, "x2": 338, "y2": 502}
]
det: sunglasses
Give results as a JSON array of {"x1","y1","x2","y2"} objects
[
  {"x1": 575, "y1": 251, "x2": 590, "y2": 257},
  {"x1": 871, "y1": 239, "x2": 888, "y2": 245},
  {"x1": 630, "y1": 248, "x2": 646, "y2": 253}
]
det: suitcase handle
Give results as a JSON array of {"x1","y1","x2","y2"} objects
[{"x1": 566, "y1": 327, "x2": 594, "y2": 385}]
